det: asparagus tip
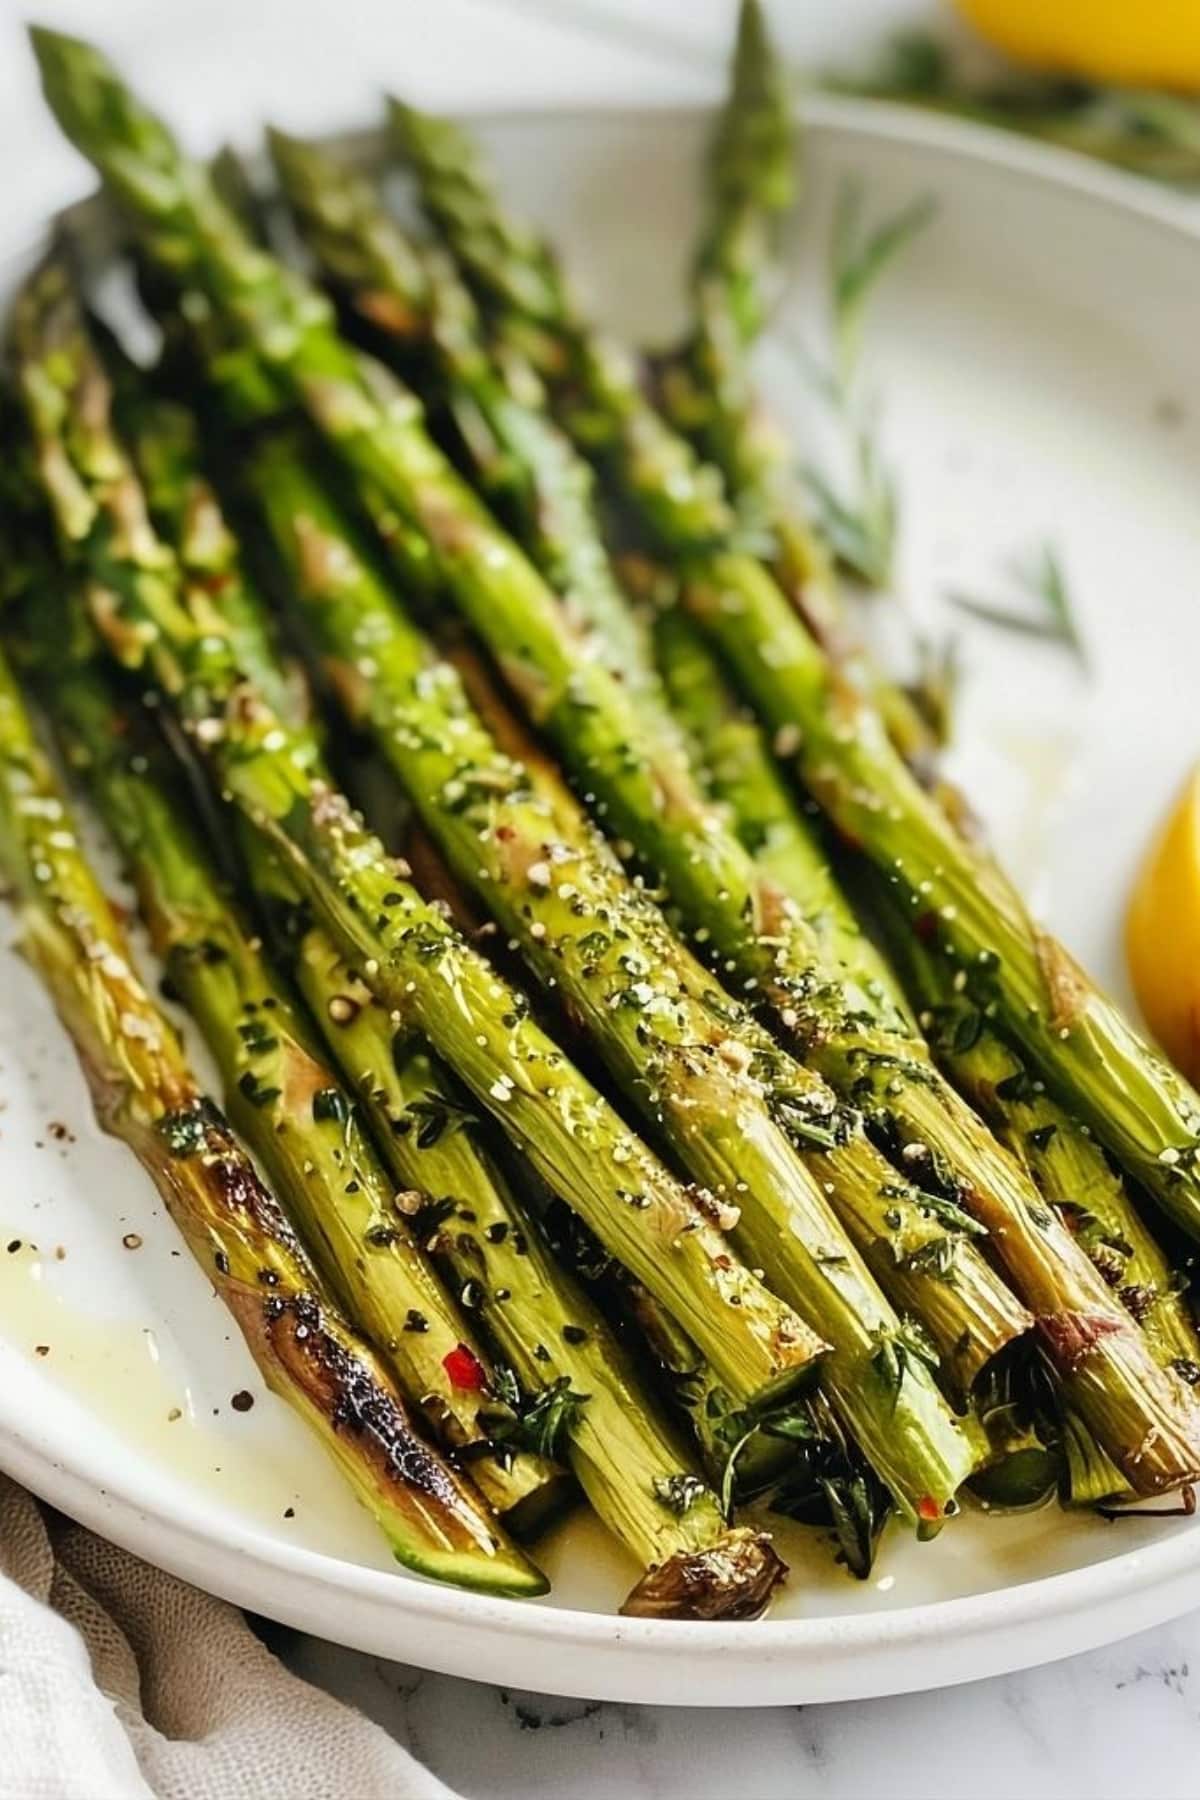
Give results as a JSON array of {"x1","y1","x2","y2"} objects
[{"x1": 27, "y1": 23, "x2": 90, "y2": 81}]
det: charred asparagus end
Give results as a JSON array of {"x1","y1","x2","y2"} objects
[{"x1": 620, "y1": 1528, "x2": 786, "y2": 1622}]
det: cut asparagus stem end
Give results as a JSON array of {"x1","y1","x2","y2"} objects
[{"x1": 620, "y1": 1528, "x2": 787, "y2": 1621}]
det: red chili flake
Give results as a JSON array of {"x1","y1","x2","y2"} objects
[
  {"x1": 495, "y1": 825, "x2": 515, "y2": 843},
  {"x1": 442, "y1": 1343, "x2": 486, "y2": 1391},
  {"x1": 917, "y1": 1495, "x2": 941, "y2": 1522},
  {"x1": 913, "y1": 911, "x2": 939, "y2": 944}
]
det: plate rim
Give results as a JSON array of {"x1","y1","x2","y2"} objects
[{"x1": 6, "y1": 90, "x2": 1200, "y2": 1701}]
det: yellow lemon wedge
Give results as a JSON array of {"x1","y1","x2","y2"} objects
[
  {"x1": 1126, "y1": 765, "x2": 1200, "y2": 1083},
  {"x1": 955, "y1": 0, "x2": 1200, "y2": 92}
]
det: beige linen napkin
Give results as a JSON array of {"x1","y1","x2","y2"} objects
[{"x1": 0, "y1": 1475, "x2": 458, "y2": 1800}]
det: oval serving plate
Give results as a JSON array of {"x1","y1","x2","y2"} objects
[{"x1": 3, "y1": 97, "x2": 1200, "y2": 1706}]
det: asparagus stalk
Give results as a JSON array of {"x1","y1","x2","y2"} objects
[
  {"x1": 874, "y1": 898, "x2": 1200, "y2": 1378},
  {"x1": 530, "y1": 1190, "x2": 892, "y2": 1571},
  {"x1": 53, "y1": 49, "x2": 995, "y2": 1491},
  {"x1": 39, "y1": 646, "x2": 569, "y2": 1532},
  {"x1": 444, "y1": 525, "x2": 1198, "y2": 1506},
  {"x1": 655, "y1": 2, "x2": 934, "y2": 762},
  {"x1": 258, "y1": 129, "x2": 921, "y2": 1079},
  {"x1": 11, "y1": 256, "x2": 817, "y2": 1421},
  {"x1": 388, "y1": 105, "x2": 736, "y2": 554},
  {"x1": 354, "y1": 109, "x2": 984, "y2": 1151},
  {"x1": 690, "y1": 0, "x2": 794, "y2": 348},
  {"x1": 98, "y1": 387, "x2": 782, "y2": 1614},
  {"x1": 380, "y1": 97, "x2": 1200, "y2": 1491},
  {"x1": 383, "y1": 101, "x2": 933, "y2": 1100},
  {"x1": 651, "y1": 595, "x2": 909, "y2": 1027},
  {"x1": 267, "y1": 126, "x2": 671, "y2": 725},
  {"x1": 0, "y1": 637, "x2": 544, "y2": 1593},
  {"x1": 116, "y1": 379, "x2": 314, "y2": 733}
]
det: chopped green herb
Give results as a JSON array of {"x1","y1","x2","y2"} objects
[
  {"x1": 406, "y1": 1091, "x2": 480, "y2": 1148},
  {"x1": 482, "y1": 1375, "x2": 589, "y2": 1460},
  {"x1": 312, "y1": 1086, "x2": 351, "y2": 1125},
  {"x1": 236, "y1": 1069, "x2": 281, "y2": 1108},
  {"x1": 947, "y1": 542, "x2": 1088, "y2": 672},
  {"x1": 653, "y1": 1472, "x2": 709, "y2": 1517}
]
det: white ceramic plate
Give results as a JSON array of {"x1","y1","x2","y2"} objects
[{"x1": 4, "y1": 97, "x2": 1200, "y2": 1707}]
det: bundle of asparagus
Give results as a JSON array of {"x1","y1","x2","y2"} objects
[
  {"x1": 1, "y1": 4, "x2": 1198, "y2": 1616},
  {"x1": 0, "y1": 632, "x2": 544, "y2": 1597},
  {"x1": 261, "y1": 78, "x2": 1198, "y2": 1488},
  {"x1": 5, "y1": 264, "x2": 816, "y2": 1616}
]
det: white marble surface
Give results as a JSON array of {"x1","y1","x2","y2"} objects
[
  {"x1": 274, "y1": 1612, "x2": 1200, "y2": 1798},
  {"x1": 3, "y1": 2, "x2": 1199, "y2": 1794}
]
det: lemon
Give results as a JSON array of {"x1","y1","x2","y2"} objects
[
  {"x1": 1126, "y1": 765, "x2": 1200, "y2": 1082},
  {"x1": 955, "y1": 0, "x2": 1200, "y2": 92}
]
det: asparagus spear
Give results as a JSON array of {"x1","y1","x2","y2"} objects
[
  {"x1": 367, "y1": 108, "x2": 991, "y2": 1135},
  {"x1": 650, "y1": 595, "x2": 909, "y2": 1026},
  {"x1": 10, "y1": 256, "x2": 816, "y2": 1420},
  {"x1": 0, "y1": 636, "x2": 544, "y2": 1593},
  {"x1": 678, "y1": 546, "x2": 1200, "y2": 1229},
  {"x1": 98, "y1": 385, "x2": 783, "y2": 1615},
  {"x1": 439, "y1": 519, "x2": 1200, "y2": 1503},
  {"x1": 159, "y1": 147, "x2": 1029, "y2": 1508},
  {"x1": 690, "y1": 0, "x2": 794, "y2": 348},
  {"x1": 530, "y1": 1186, "x2": 893, "y2": 1575},
  {"x1": 874, "y1": 897, "x2": 1200, "y2": 1378},
  {"x1": 319, "y1": 732, "x2": 819, "y2": 1522},
  {"x1": 116, "y1": 378, "x2": 314, "y2": 732},
  {"x1": 258, "y1": 130, "x2": 917, "y2": 1079},
  {"x1": 655, "y1": 3, "x2": 935, "y2": 761},
  {"x1": 267, "y1": 126, "x2": 670, "y2": 724},
  {"x1": 386, "y1": 101, "x2": 737, "y2": 554},
  {"x1": 37, "y1": 644, "x2": 569, "y2": 1532}
]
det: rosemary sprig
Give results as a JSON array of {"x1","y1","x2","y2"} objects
[
  {"x1": 831, "y1": 179, "x2": 938, "y2": 392},
  {"x1": 801, "y1": 433, "x2": 897, "y2": 591},
  {"x1": 792, "y1": 179, "x2": 935, "y2": 588},
  {"x1": 947, "y1": 542, "x2": 1089, "y2": 671}
]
